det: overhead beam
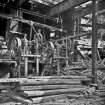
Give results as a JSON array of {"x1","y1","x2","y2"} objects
[
  {"x1": 72, "y1": 0, "x2": 104, "y2": 20},
  {"x1": 49, "y1": 0, "x2": 90, "y2": 16},
  {"x1": 0, "y1": 2, "x2": 62, "y2": 23},
  {"x1": 54, "y1": 32, "x2": 91, "y2": 42},
  {"x1": 72, "y1": 4, "x2": 92, "y2": 20}
]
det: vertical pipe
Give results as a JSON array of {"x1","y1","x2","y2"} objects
[
  {"x1": 29, "y1": 23, "x2": 33, "y2": 41},
  {"x1": 92, "y1": 0, "x2": 98, "y2": 84}
]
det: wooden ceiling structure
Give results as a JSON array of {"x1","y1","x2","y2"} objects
[
  {"x1": 0, "y1": 0, "x2": 96, "y2": 18},
  {"x1": 48, "y1": 0, "x2": 91, "y2": 16},
  {"x1": 19, "y1": 0, "x2": 92, "y2": 16}
]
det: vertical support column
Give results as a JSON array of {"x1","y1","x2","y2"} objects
[
  {"x1": 92, "y1": 0, "x2": 98, "y2": 84},
  {"x1": 24, "y1": 34, "x2": 28, "y2": 77},
  {"x1": 66, "y1": 36, "x2": 68, "y2": 67},
  {"x1": 70, "y1": 39, "x2": 74, "y2": 62},
  {"x1": 36, "y1": 38, "x2": 39, "y2": 76},
  {"x1": 74, "y1": 20, "x2": 76, "y2": 36},
  {"x1": 29, "y1": 22, "x2": 33, "y2": 41},
  {"x1": 9, "y1": 12, "x2": 18, "y2": 32},
  {"x1": 74, "y1": 41, "x2": 78, "y2": 62},
  {"x1": 25, "y1": 57, "x2": 28, "y2": 77},
  {"x1": 9, "y1": 9, "x2": 22, "y2": 78},
  {"x1": 73, "y1": 20, "x2": 77, "y2": 62},
  {"x1": 77, "y1": 18, "x2": 81, "y2": 39},
  {"x1": 57, "y1": 44, "x2": 60, "y2": 75},
  {"x1": 36, "y1": 56, "x2": 39, "y2": 76}
]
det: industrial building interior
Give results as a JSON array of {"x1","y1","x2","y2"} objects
[{"x1": 0, "y1": 0, "x2": 105, "y2": 105}]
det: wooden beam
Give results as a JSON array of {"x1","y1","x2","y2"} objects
[
  {"x1": 0, "y1": 13, "x2": 66, "y2": 32},
  {"x1": 26, "y1": 75, "x2": 89, "y2": 79},
  {"x1": 72, "y1": 4, "x2": 92, "y2": 20},
  {"x1": 37, "y1": 103, "x2": 70, "y2": 105},
  {"x1": 0, "y1": 102, "x2": 21, "y2": 105},
  {"x1": 32, "y1": 94, "x2": 67, "y2": 104},
  {"x1": 0, "y1": 78, "x2": 85, "y2": 85},
  {"x1": 49, "y1": 0, "x2": 90, "y2": 16},
  {"x1": 20, "y1": 85, "x2": 86, "y2": 91},
  {"x1": 0, "y1": 75, "x2": 90, "y2": 83},
  {"x1": 5, "y1": 93, "x2": 32, "y2": 104},
  {"x1": 72, "y1": 3, "x2": 105, "y2": 20},
  {"x1": 20, "y1": 79, "x2": 81, "y2": 85},
  {"x1": 92, "y1": 0, "x2": 98, "y2": 84},
  {"x1": 20, "y1": 87, "x2": 86, "y2": 97},
  {"x1": 0, "y1": 2, "x2": 61, "y2": 22},
  {"x1": 54, "y1": 32, "x2": 91, "y2": 42},
  {"x1": 32, "y1": 94, "x2": 83, "y2": 104}
]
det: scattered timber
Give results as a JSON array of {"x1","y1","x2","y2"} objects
[
  {"x1": 31, "y1": 94, "x2": 85, "y2": 104},
  {"x1": 36, "y1": 103, "x2": 69, "y2": 105},
  {"x1": 0, "y1": 102, "x2": 22, "y2": 105},
  {"x1": 0, "y1": 75, "x2": 92, "y2": 104},
  {"x1": 0, "y1": 78, "x2": 88, "y2": 85},
  {"x1": 31, "y1": 94, "x2": 68, "y2": 104},
  {"x1": 20, "y1": 88, "x2": 86, "y2": 97},
  {"x1": 20, "y1": 85, "x2": 87, "y2": 91},
  {"x1": 3, "y1": 93, "x2": 33, "y2": 105},
  {"x1": 29, "y1": 75, "x2": 89, "y2": 79}
]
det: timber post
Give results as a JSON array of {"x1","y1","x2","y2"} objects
[{"x1": 92, "y1": 0, "x2": 98, "y2": 84}]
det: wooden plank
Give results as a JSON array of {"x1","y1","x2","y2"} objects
[
  {"x1": 21, "y1": 87, "x2": 86, "y2": 97},
  {"x1": 2, "y1": 93, "x2": 33, "y2": 105},
  {"x1": 0, "y1": 2, "x2": 61, "y2": 23},
  {"x1": 0, "y1": 77, "x2": 90, "y2": 85},
  {"x1": 38, "y1": 103, "x2": 68, "y2": 105},
  {"x1": 0, "y1": 102, "x2": 22, "y2": 105},
  {"x1": 29, "y1": 75, "x2": 90, "y2": 79},
  {"x1": 20, "y1": 85, "x2": 86, "y2": 91},
  {"x1": 49, "y1": 0, "x2": 90, "y2": 16},
  {"x1": 31, "y1": 94, "x2": 83, "y2": 104},
  {"x1": 55, "y1": 32, "x2": 91, "y2": 42},
  {"x1": 72, "y1": 4, "x2": 92, "y2": 19},
  {"x1": 36, "y1": 103, "x2": 71, "y2": 105},
  {"x1": 73, "y1": 4, "x2": 105, "y2": 20},
  {"x1": 0, "y1": 78, "x2": 85, "y2": 85},
  {"x1": 80, "y1": 23, "x2": 105, "y2": 29},
  {"x1": 14, "y1": 18, "x2": 66, "y2": 32},
  {"x1": 32, "y1": 94, "x2": 68, "y2": 104},
  {"x1": 20, "y1": 79, "x2": 81, "y2": 85},
  {"x1": 0, "y1": 76, "x2": 89, "y2": 83}
]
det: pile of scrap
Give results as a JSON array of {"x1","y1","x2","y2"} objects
[
  {"x1": 97, "y1": 83, "x2": 105, "y2": 97},
  {"x1": 62, "y1": 59, "x2": 105, "y2": 78},
  {"x1": 61, "y1": 61, "x2": 88, "y2": 75},
  {"x1": 0, "y1": 76, "x2": 92, "y2": 104}
]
